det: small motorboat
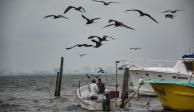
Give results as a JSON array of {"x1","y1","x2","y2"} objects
[
  {"x1": 145, "y1": 79, "x2": 194, "y2": 111},
  {"x1": 76, "y1": 85, "x2": 122, "y2": 111}
]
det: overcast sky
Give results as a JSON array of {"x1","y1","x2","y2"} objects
[{"x1": 0, "y1": 0, "x2": 194, "y2": 74}]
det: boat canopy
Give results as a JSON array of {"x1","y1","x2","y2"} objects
[
  {"x1": 144, "y1": 80, "x2": 194, "y2": 88},
  {"x1": 182, "y1": 54, "x2": 194, "y2": 58}
]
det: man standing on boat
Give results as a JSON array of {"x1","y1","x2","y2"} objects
[
  {"x1": 89, "y1": 79, "x2": 99, "y2": 100},
  {"x1": 97, "y1": 78, "x2": 110, "y2": 111},
  {"x1": 97, "y1": 78, "x2": 105, "y2": 94},
  {"x1": 102, "y1": 90, "x2": 110, "y2": 111}
]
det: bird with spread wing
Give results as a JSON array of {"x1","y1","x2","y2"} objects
[
  {"x1": 44, "y1": 15, "x2": 68, "y2": 19},
  {"x1": 92, "y1": 0, "x2": 119, "y2": 6},
  {"x1": 88, "y1": 35, "x2": 115, "y2": 42},
  {"x1": 81, "y1": 15, "x2": 100, "y2": 25},
  {"x1": 162, "y1": 10, "x2": 183, "y2": 13},
  {"x1": 125, "y1": 9, "x2": 159, "y2": 24},
  {"x1": 103, "y1": 19, "x2": 135, "y2": 30},
  {"x1": 65, "y1": 44, "x2": 93, "y2": 50},
  {"x1": 64, "y1": 6, "x2": 86, "y2": 14}
]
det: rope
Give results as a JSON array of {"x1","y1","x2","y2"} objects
[{"x1": 122, "y1": 84, "x2": 142, "y2": 107}]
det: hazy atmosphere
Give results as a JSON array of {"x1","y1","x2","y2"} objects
[{"x1": 0, "y1": 0, "x2": 194, "y2": 74}]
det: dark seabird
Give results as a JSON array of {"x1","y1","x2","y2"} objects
[
  {"x1": 91, "y1": 39, "x2": 103, "y2": 48},
  {"x1": 88, "y1": 35, "x2": 115, "y2": 42},
  {"x1": 65, "y1": 44, "x2": 93, "y2": 50},
  {"x1": 78, "y1": 53, "x2": 87, "y2": 57},
  {"x1": 81, "y1": 15, "x2": 100, "y2": 25},
  {"x1": 115, "y1": 60, "x2": 120, "y2": 63},
  {"x1": 92, "y1": 0, "x2": 119, "y2": 6},
  {"x1": 64, "y1": 6, "x2": 86, "y2": 14},
  {"x1": 118, "y1": 64, "x2": 128, "y2": 70},
  {"x1": 130, "y1": 47, "x2": 141, "y2": 50},
  {"x1": 103, "y1": 19, "x2": 135, "y2": 30},
  {"x1": 44, "y1": 15, "x2": 68, "y2": 19},
  {"x1": 86, "y1": 74, "x2": 91, "y2": 79},
  {"x1": 165, "y1": 14, "x2": 175, "y2": 19},
  {"x1": 97, "y1": 68, "x2": 107, "y2": 73},
  {"x1": 162, "y1": 10, "x2": 183, "y2": 13},
  {"x1": 125, "y1": 9, "x2": 159, "y2": 24}
]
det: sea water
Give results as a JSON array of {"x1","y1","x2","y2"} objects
[{"x1": 0, "y1": 74, "x2": 173, "y2": 112}]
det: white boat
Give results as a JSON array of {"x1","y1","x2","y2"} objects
[
  {"x1": 127, "y1": 54, "x2": 194, "y2": 95},
  {"x1": 76, "y1": 85, "x2": 122, "y2": 111}
]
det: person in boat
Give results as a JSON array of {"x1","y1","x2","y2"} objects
[
  {"x1": 89, "y1": 79, "x2": 99, "y2": 100},
  {"x1": 102, "y1": 90, "x2": 110, "y2": 111},
  {"x1": 97, "y1": 78, "x2": 105, "y2": 94}
]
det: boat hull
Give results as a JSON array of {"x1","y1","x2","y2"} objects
[
  {"x1": 77, "y1": 85, "x2": 122, "y2": 111},
  {"x1": 129, "y1": 70, "x2": 193, "y2": 95},
  {"x1": 150, "y1": 82, "x2": 194, "y2": 111}
]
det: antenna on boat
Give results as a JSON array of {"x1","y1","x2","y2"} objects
[
  {"x1": 188, "y1": 46, "x2": 194, "y2": 54},
  {"x1": 79, "y1": 80, "x2": 81, "y2": 97},
  {"x1": 115, "y1": 60, "x2": 119, "y2": 92},
  {"x1": 189, "y1": 73, "x2": 193, "y2": 84},
  {"x1": 189, "y1": 60, "x2": 194, "y2": 84}
]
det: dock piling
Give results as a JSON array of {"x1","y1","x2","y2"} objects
[
  {"x1": 54, "y1": 57, "x2": 64, "y2": 97},
  {"x1": 55, "y1": 72, "x2": 60, "y2": 96},
  {"x1": 120, "y1": 67, "x2": 129, "y2": 108}
]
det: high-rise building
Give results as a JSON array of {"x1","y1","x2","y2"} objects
[
  {"x1": 82, "y1": 66, "x2": 92, "y2": 73},
  {"x1": 105, "y1": 66, "x2": 114, "y2": 74}
]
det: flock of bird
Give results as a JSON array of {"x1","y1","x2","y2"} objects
[
  {"x1": 44, "y1": 0, "x2": 184, "y2": 77},
  {"x1": 65, "y1": 35, "x2": 115, "y2": 50},
  {"x1": 44, "y1": 1, "x2": 183, "y2": 51}
]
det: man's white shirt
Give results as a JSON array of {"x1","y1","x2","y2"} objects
[{"x1": 89, "y1": 83, "x2": 99, "y2": 96}]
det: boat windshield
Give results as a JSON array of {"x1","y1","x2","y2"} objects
[{"x1": 183, "y1": 60, "x2": 194, "y2": 72}]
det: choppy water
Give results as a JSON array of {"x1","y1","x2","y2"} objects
[{"x1": 0, "y1": 74, "x2": 173, "y2": 112}]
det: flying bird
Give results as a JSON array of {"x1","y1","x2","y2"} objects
[
  {"x1": 130, "y1": 47, "x2": 141, "y2": 50},
  {"x1": 125, "y1": 9, "x2": 159, "y2": 24},
  {"x1": 44, "y1": 15, "x2": 68, "y2": 19},
  {"x1": 103, "y1": 19, "x2": 135, "y2": 30},
  {"x1": 92, "y1": 0, "x2": 119, "y2": 6},
  {"x1": 91, "y1": 39, "x2": 103, "y2": 48},
  {"x1": 64, "y1": 6, "x2": 86, "y2": 14},
  {"x1": 65, "y1": 44, "x2": 93, "y2": 50},
  {"x1": 115, "y1": 60, "x2": 120, "y2": 63},
  {"x1": 98, "y1": 68, "x2": 107, "y2": 73},
  {"x1": 86, "y1": 74, "x2": 91, "y2": 79},
  {"x1": 78, "y1": 53, "x2": 87, "y2": 57},
  {"x1": 81, "y1": 15, "x2": 100, "y2": 25},
  {"x1": 88, "y1": 35, "x2": 115, "y2": 42},
  {"x1": 165, "y1": 14, "x2": 176, "y2": 19},
  {"x1": 162, "y1": 10, "x2": 183, "y2": 13},
  {"x1": 118, "y1": 64, "x2": 128, "y2": 70}
]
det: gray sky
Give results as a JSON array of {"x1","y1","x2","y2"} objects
[{"x1": 0, "y1": 0, "x2": 194, "y2": 74}]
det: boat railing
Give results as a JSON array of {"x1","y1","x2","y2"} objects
[{"x1": 118, "y1": 59, "x2": 176, "y2": 69}]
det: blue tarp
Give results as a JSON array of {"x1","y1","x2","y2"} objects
[{"x1": 182, "y1": 54, "x2": 194, "y2": 58}]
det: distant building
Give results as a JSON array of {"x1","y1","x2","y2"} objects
[
  {"x1": 105, "y1": 66, "x2": 114, "y2": 74},
  {"x1": 53, "y1": 68, "x2": 60, "y2": 74},
  {"x1": 94, "y1": 66, "x2": 99, "y2": 73},
  {"x1": 73, "y1": 70, "x2": 80, "y2": 74},
  {"x1": 33, "y1": 70, "x2": 52, "y2": 75},
  {"x1": 82, "y1": 66, "x2": 92, "y2": 73}
]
